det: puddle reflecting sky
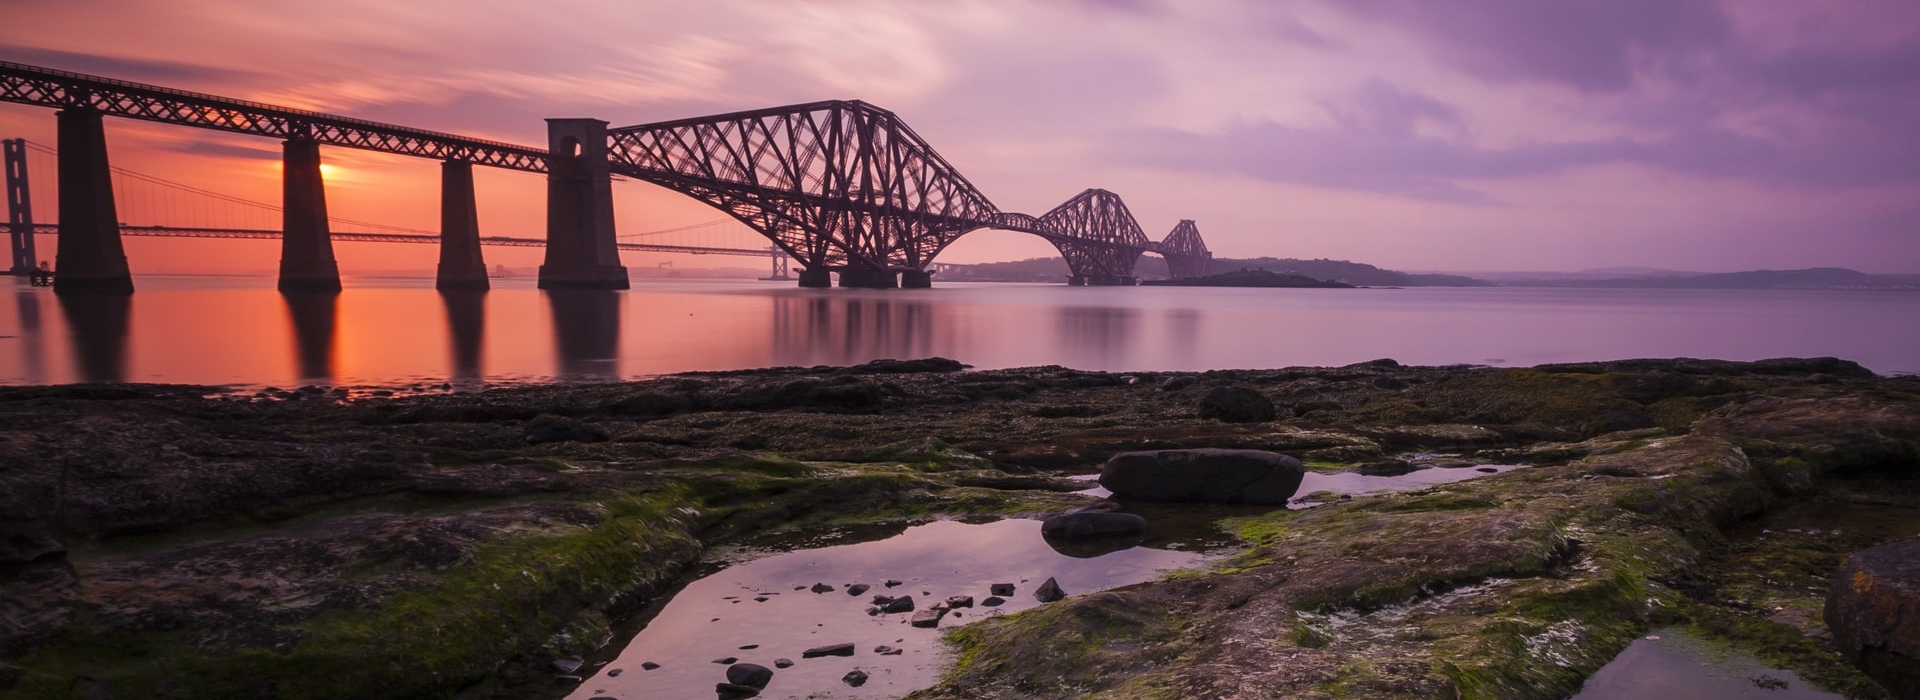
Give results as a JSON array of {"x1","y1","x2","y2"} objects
[
  {"x1": 568, "y1": 518, "x2": 1213, "y2": 700},
  {"x1": 1570, "y1": 628, "x2": 1843, "y2": 700},
  {"x1": 1069, "y1": 463, "x2": 1529, "y2": 507}
]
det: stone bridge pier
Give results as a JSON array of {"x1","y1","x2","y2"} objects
[{"x1": 539, "y1": 118, "x2": 628, "y2": 290}]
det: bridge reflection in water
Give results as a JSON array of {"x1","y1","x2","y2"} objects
[
  {"x1": 439, "y1": 290, "x2": 486, "y2": 384},
  {"x1": 282, "y1": 291, "x2": 338, "y2": 383},
  {"x1": 546, "y1": 290, "x2": 622, "y2": 381},
  {"x1": 54, "y1": 292, "x2": 129, "y2": 383},
  {"x1": 2, "y1": 279, "x2": 1287, "y2": 388}
]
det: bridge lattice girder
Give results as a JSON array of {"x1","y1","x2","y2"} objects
[
  {"x1": 0, "y1": 61, "x2": 548, "y2": 172},
  {"x1": 1036, "y1": 189, "x2": 1150, "y2": 279},
  {"x1": 606, "y1": 100, "x2": 998, "y2": 272},
  {"x1": 1158, "y1": 219, "x2": 1212, "y2": 278}
]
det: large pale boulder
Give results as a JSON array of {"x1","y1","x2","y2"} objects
[
  {"x1": 1826, "y1": 537, "x2": 1920, "y2": 698},
  {"x1": 1099, "y1": 449, "x2": 1305, "y2": 504}
]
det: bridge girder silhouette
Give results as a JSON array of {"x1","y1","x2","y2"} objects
[
  {"x1": 607, "y1": 101, "x2": 1213, "y2": 287},
  {"x1": 1, "y1": 61, "x2": 1214, "y2": 291},
  {"x1": 0, "y1": 61, "x2": 547, "y2": 171}
]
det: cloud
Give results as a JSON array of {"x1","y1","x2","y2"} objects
[
  {"x1": 1324, "y1": 0, "x2": 1732, "y2": 91},
  {"x1": 1114, "y1": 81, "x2": 1630, "y2": 203},
  {"x1": 0, "y1": 44, "x2": 263, "y2": 86}
]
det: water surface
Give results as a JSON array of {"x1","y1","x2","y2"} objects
[
  {"x1": 4, "y1": 275, "x2": 1916, "y2": 387},
  {"x1": 567, "y1": 518, "x2": 1214, "y2": 700},
  {"x1": 1570, "y1": 628, "x2": 1842, "y2": 700}
]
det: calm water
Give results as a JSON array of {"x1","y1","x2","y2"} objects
[
  {"x1": 567, "y1": 518, "x2": 1213, "y2": 700},
  {"x1": 1570, "y1": 628, "x2": 1841, "y2": 700},
  {"x1": 3, "y1": 275, "x2": 1916, "y2": 387}
]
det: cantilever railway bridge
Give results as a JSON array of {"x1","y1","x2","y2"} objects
[{"x1": 1, "y1": 60, "x2": 1211, "y2": 293}]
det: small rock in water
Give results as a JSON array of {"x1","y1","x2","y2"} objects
[
  {"x1": 793, "y1": 585, "x2": 806, "y2": 591},
  {"x1": 712, "y1": 656, "x2": 738, "y2": 664},
  {"x1": 803, "y1": 643, "x2": 856, "y2": 658},
  {"x1": 551, "y1": 655, "x2": 585, "y2": 674},
  {"x1": 773, "y1": 658, "x2": 795, "y2": 668},
  {"x1": 875, "y1": 645, "x2": 903, "y2": 655},
  {"x1": 811, "y1": 582, "x2": 835, "y2": 594},
  {"x1": 990, "y1": 583, "x2": 1016, "y2": 596},
  {"x1": 1035, "y1": 577, "x2": 1066, "y2": 603},
  {"x1": 726, "y1": 663, "x2": 774, "y2": 689},
  {"x1": 946, "y1": 595, "x2": 974, "y2": 608},
  {"x1": 880, "y1": 595, "x2": 915, "y2": 613},
  {"x1": 715, "y1": 682, "x2": 762, "y2": 700},
  {"x1": 754, "y1": 596, "x2": 768, "y2": 602},
  {"x1": 884, "y1": 579, "x2": 903, "y2": 587},
  {"x1": 982, "y1": 596, "x2": 1006, "y2": 606},
  {"x1": 606, "y1": 668, "x2": 622, "y2": 677},
  {"x1": 738, "y1": 644, "x2": 758, "y2": 650},
  {"x1": 1475, "y1": 467, "x2": 1498, "y2": 473},
  {"x1": 843, "y1": 669, "x2": 870, "y2": 687},
  {"x1": 847, "y1": 583, "x2": 871, "y2": 596},
  {"x1": 641, "y1": 661, "x2": 662, "y2": 671}
]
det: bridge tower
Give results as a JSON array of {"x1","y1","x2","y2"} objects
[
  {"x1": 3, "y1": 138, "x2": 34, "y2": 275},
  {"x1": 278, "y1": 134, "x2": 342, "y2": 292},
  {"x1": 436, "y1": 160, "x2": 488, "y2": 290},
  {"x1": 53, "y1": 108, "x2": 133, "y2": 293},
  {"x1": 540, "y1": 119, "x2": 628, "y2": 290}
]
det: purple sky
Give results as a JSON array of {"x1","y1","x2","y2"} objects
[{"x1": 2, "y1": 0, "x2": 1917, "y2": 273}]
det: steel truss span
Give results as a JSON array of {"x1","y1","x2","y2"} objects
[
  {"x1": 607, "y1": 100, "x2": 999, "y2": 273},
  {"x1": 608, "y1": 100, "x2": 1214, "y2": 281},
  {"x1": 0, "y1": 61, "x2": 548, "y2": 172}
]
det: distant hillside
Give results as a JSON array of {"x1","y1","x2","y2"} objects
[
  {"x1": 937, "y1": 256, "x2": 1492, "y2": 286},
  {"x1": 1503, "y1": 267, "x2": 1920, "y2": 291}
]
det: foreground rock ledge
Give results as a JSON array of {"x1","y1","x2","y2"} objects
[
  {"x1": 1827, "y1": 537, "x2": 1920, "y2": 697},
  {"x1": 0, "y1": 356, "x2": 1913, "y2": 700}
]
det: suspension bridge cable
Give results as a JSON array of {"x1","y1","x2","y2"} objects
[{"x1": 23, "y1": 139, "x2": 432, "y2": 234}]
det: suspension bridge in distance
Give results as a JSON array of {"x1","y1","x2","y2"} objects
[{"x1": 1, "y1": 60, "x2": 1210, "y2": 293}]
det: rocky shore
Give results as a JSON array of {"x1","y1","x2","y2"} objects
[{"x1": 1, "y1": 357, "x2": 1916, "y2": 699}]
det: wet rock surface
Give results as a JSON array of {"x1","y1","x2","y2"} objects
[
  {"x1": 1100, "y1": 448, "x2": 1306, "y2": 504},
  {"x1": 1826, "y1": 537, "x2": 1920, "y2": 697},
  {"x1": 1196, "y1": 385, "x2": 1276, "y2": 423},
  {"x1": 0, "y1": 358, "x2": 1912, "y2": 699}
]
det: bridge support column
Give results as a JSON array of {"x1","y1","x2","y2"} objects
[
  {"x1": 797, "y1": 268, "x2": 831, "y2": 288},
  {"x1": 539, "y1": 119, "x2": 627, "y2": 290},
  {"x1": 53, "y1": 109, "x2": 132, "y2": 293},
  {"x1": 4, "y1": 139, "x2": 37, "y2": 276},
  {"x1": 900, "y1": 269, "x2": 933, "y2": 289},
  {"x1": 838, "y1": 268, "x2": 897, "y2": 289},
  {"x1": 278, "y1": 138, "x2": 341, "y2": 292},
  {"x1": 436, "y1": 160, "x2": 488, "y2": 291}
]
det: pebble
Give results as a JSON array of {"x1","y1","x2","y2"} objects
[{"x1": 843, "y1": 669, "x2": 870, "y2": 687}]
